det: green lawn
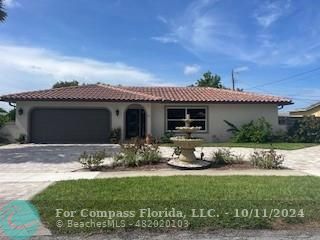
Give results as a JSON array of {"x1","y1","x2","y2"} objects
[
  {"x1": 32, "y1": 176, "x2": 320, "y2": 234},
  {"x1": 161, "y1": 142, "x2": 318, "y2": 150}
]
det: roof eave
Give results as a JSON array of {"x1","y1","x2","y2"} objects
[{"x1": 0, "y1": 97, "x2": 293, "y2": 105}]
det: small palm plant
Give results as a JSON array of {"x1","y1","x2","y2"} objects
[{"x1": 0, "y1": 0, "x2": 7, "y2": 22}]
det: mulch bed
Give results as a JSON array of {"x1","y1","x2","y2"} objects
[
  {"x1": 210, "y1": 161, "x2": 253, "y2": 170},
  {"x1": 76, "y1": 160, "x2": 254, "y2": 172}
]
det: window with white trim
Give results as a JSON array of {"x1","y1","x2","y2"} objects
[{"x1": 166, "y1": 107, "x2": 207, "y2": 131}]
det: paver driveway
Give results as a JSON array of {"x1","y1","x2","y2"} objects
[{"x1": 0, "y1": 144, "x2": 120, "y2": 173}]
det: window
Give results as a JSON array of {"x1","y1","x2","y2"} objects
[{"x1": 166, "y1": 107, "x2": 207, "y2": 131}]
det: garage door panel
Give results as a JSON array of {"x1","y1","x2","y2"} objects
[{"x1": 30, "y1": 108, "x2": 111, "y2": 143}]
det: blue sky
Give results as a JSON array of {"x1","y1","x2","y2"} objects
[{"x1": 0, "y1": 0, "x2": 319, "y2": 111}]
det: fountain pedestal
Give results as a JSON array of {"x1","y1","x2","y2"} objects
[{"x1": 171, "y1": 138, "x2": 203, "y2": 162}]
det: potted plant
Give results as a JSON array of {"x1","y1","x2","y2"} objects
[
  {"x1": 145, "y1": 134, "x2": 153, "y2": 144},
  {"x1": 110, "y1": 128, "x2": 121, "y2": 144}
]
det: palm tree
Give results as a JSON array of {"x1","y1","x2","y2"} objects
[{"x1": 0, "y1": 0, "x2": 7, "y2": 22}]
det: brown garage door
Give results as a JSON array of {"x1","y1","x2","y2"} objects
[{"x1": 30, "y1": 108, "x2": 111, "y2": 143}]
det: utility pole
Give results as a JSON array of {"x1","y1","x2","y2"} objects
[{"x1": 232, "y1": 69, "x2": 235, "y2": 90}]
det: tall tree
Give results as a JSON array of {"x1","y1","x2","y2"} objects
[
  {"x1": 194, "y1": 71, "x2": 224, "y2": 88},
  {"x1": 52, "y1": 80, "x2": 79, "y2": 88},
  {"x1": 0, "y1": 0, "x2": 7, "y2": 22}
]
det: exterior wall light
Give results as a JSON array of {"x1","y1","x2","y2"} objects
[
  {"x1": 18, "y1": 108, "x2": 24, "y2": 115},
  {"x1": 116, "y1": 109, "x2": 120, "y2": 116}
]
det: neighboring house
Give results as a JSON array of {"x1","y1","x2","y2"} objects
[
  {"x1": 0, "y1": 84, "x2": 292, "y2": 143},
  {"x1": 290, "y1": 102, "x2": 320, "y2": 117},
  {"x1": 278, "y1": 111, "x2": 301, "y2": 130}
]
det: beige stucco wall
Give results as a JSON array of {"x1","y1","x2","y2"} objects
[
  {"x1": 151, "y1": 103, "x2": 280, "y2": 142},
  {"x1": 14, "y1": 101, "x2": 152, "y2": 142},
  {"x1": 14, "y1": 101, "x2": 280, "y2": 142}
]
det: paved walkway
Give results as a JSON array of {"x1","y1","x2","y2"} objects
[{"x1": 96, "y1": 169, "x2": 308, "y2": 179}]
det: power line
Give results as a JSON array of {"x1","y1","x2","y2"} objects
[
  {"x1": 250, "y1": 87, "x2": 319, "y2": 102},
  {"x1": 246, "y1": 66, "x2": 320, "y2": 90},
  {"x1": 290, "y1": 97, "x2": 319, "y2": 101}
]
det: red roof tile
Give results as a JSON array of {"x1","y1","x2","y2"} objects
[{"x1": 0, "y1": 84, "x2": 292, "y2": 105}]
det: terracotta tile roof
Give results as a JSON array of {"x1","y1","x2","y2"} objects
[{"x1": 0, "y1": 84, "x2": 292, "y2": 105}]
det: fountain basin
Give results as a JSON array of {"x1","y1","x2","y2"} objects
[
  {"x1": 167, "y1": 158, "x2": 211, "y2": 170},
  {"x1": 170, "y1": 137, "x2": 203, "y2": 148}
]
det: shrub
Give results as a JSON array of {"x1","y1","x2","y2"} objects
[
  {"x1": 287, "y1": 116, "x2": 320, "y2": 143},
  {"x1": 224, "y1": 118, "x2": 273, "y2": 143},
  {"x1": 115, "y1": 149, "x2": 137, "y2": 167},
  {"x1": 212, "y1": 148, "x2": 244, "y2": 166},
  {"x1": 250, "y1": 149, "x2": 284, "y2": 169},
  {"x1": 7, "y1": 109, "x2": 16, "y2": 121},
  {"x1": 0, "y1": 136, "x2": 9, "y2": 144},
  {"x1": 79, "y1": 150, "x2": 110, "y2": 171},
  {"x1": 0, "y1": 114, "x2": 9, "y2": 128},
  {"x1": 16, "y1": 134, "x2": 26, "y2": 144},
  {"x1": 271, "y1": 129, "x2": 288, "y2": 142},
  {"x1": 160, "y1": 132, "x2": 174, "y2": 144},
  {"x1": 110, "y1": 128, "x2": 121, "y2": 143},
  {"x1": 115, "y1": 142, "x2": 161, "y2": 167},
  {"x1": 140, "y1": 145, "x2": 161, "y2": 164}
]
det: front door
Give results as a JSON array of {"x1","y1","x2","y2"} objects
[{"x1": 125, "y1": 109, "x2": 146, "y2": 139}]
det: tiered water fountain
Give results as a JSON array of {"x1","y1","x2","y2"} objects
[{"x1": 167, "y1": 114, "x2": 211, "y2": 169}]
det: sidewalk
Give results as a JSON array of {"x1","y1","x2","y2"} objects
[
  {"x1": 0, "y1": 169, "x2": 309, "y2": 184},
  {"x1": 96, "y1": 168, "x2": 308, "y2": 179}
]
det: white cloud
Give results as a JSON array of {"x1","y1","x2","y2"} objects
[
  {"x1": 0, "y1": 43, "x2": 174, "y2": 103},
  {"x1": 0, "y1": 44, "x2": 165, "y2": 85},
  {"x1": 184, "y1": 64, "x2": 200, "y2": 75},
  {"x1": 234, "y1": 66, "x2": 249, "y2": 72},
  {"x1": 151, "y1": 36, "x2": 178, "y2": 44},
  {"x1": 0, "y1": 44, "x2": 173, "y2": 110},
  {"x1": 3, "y1": 0, "x2": 21, "y2": 8},
  {"x1": 165, "y1": 0, "x2": 250, "y2": 60},
  {"x1": 154, "y1": 0, "x2": 320, "y2": 66},
  {"x1": 156, "y1": 16, "x2": 168, "y2": 24},
  {"x1": 254, "y1": 0, "x2": 291, "y2": 28}
]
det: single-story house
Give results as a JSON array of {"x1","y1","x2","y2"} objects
[
  {"x1": 290, "y1": 101, "x2": 320, "y2": 117},
  {"x1": 0, "y1": 84, "x2": 292, "y2": 143}
]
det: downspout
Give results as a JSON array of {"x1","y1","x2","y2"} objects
[
  {"x1": 278, "y1": 105, "x2": 284, "y2": 110},
  {"x1": 9, "y1": 102, "x2": 16, "y2": 108}
]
